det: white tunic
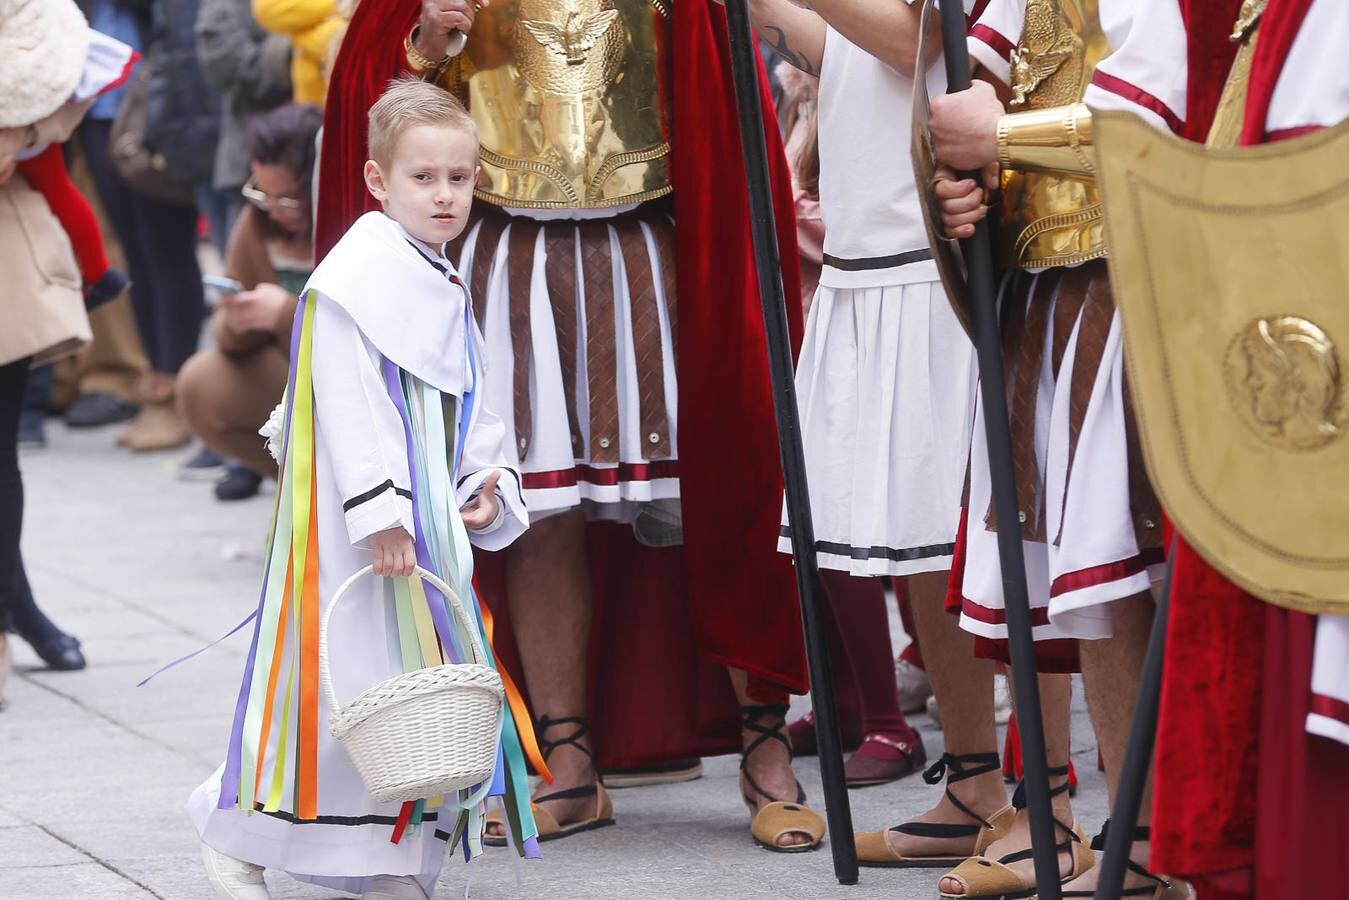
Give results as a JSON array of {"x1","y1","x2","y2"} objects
[{"x1": 779, "y1": 18, "x2": 977, "y2": 576}]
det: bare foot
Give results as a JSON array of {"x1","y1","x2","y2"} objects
[
  {"x1": 937, "y1": 782, "x2": 1077, "y2": 896},
  {"x1": 740, "y1": 709, "x2": 814, "y2": 849}
]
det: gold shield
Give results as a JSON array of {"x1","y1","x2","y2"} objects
[
  {"x1": 1094, "y1": 111, "x2": 1349, "y2": 614},
  {"x1": 910, "y1": 0, "x2": 973, "y2": 337}
]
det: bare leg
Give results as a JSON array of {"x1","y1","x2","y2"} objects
[
  {"x1": 940, "y1": 670, "x2": 1076, "y2": 895},
  {"x1": 485, "y1": 509, "x2": 595, "y2": 835},
  {"x1": 884, "y1": 570, "x2": 1008, "y2": 858},
  {"x1": 1051, "y1": 591, "x2": 1171, "y2": 895},
  {"x1": 728, "y1": 668, "x2": 813, "y2": 848}
]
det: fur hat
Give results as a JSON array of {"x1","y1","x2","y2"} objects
[{"x1": 0, "y1": 0, "x2": 91, "y2": 129}]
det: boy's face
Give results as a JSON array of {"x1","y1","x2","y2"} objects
[{"x1": 364, "y1": 124, "x2": 479, "y2": 246}]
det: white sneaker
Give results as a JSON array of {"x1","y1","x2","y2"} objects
[
  {"x1": 200, "y1": 841, "x2": 270, "y2": 900},
  {"x1": 360, "y1": 874, "x2": 430, "y2": 900},
  {"x1": 895, "y1": 658, "x2": 933, "y2": 714}
]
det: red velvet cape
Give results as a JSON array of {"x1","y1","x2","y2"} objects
[
  {"x1": 317, "y1": 1, "x2": 809, "y2": 766},
  {"x1": 1151, "y1": 3, "x2": 1349, "y2": 896}
]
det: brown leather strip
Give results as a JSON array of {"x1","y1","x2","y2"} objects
[
  {"x1": 507, "y1": 222, "x2": 539, "y2": 461},
  {"x1": 580, "y1": 222, "x2": 619, "y2": 464},
  {"x1": 543, "y1": 226, "x2": 582, "y2": 458},
  {"x1": 652, "y1": 214, "x2": 678, "y2": 358},
  {"x1": 469, "y1": 215, "x2": 508, "y2": 331},
  {"x1": 982, "y1": 272, "x2": 1035, "y2": 535},
  {"x1": 1010, "y1": 273, "x2": 1054, "y2": 540},
  {"x1": 618, "y1": 220, "x2": 670, "y2": 460},
  {"x1": 1121, "y1": 373, "x2": 1163, "y2": 551},
  {"x1": 1053, "y1": 261, "x2": 1115, "y2": 545}
]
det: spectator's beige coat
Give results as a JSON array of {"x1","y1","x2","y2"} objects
[{"x1": 0, "y1": 175, "x2": 89, "y2": 367}]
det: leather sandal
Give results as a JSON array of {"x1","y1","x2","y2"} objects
[
  {"x1": 937, "y1": 764, "x2": 1093, "y2": 899},
  {"x1": 739, "y1": 704, "x2": 826, "y2": 853},
  {"x1": 1061, "y1": 821, "x2": 1189, "y2": 900},
  {"x1": 856, "y1": 751, "x2": 1014, "y2": 868},
  {"x1": 483, "y1": 715, "x2": 615, "y2": 846}
]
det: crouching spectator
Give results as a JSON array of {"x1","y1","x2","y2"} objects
[{"x1": 177, "y1": 104, "x2": 320, "y2": 500}]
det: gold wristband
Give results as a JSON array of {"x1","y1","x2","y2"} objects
[
  {"x1": 405, "y1": 25, "x2": 448, "y2": 73},
  {"x1": 995, "y1": 102, "x2": 1096, "y2": 178}
]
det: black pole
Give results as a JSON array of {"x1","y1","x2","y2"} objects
[
  {"x1": 1093, "y1": 537, "x2": 1177, "y2": 900},
  {"x1": 934, "y1": 5, "x2": 1061, "y2": 899},
  {"x1": 720, "y1": 2, "x2": 858, "y2": 885}
]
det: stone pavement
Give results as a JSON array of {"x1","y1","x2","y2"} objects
[{"x1": 0, "y1": 423, "x2": 1108, "y2": 899}]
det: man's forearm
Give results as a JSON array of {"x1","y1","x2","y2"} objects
[
  {"x1": 808, "y1": 0, "x2": 930, "y2": 76},
  {"x1": 748, "y1": 0, "x2": 826, "y2": 76}
]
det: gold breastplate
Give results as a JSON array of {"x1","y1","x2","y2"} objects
[
  {"x1": 999, "y1": 0, "x2": 1110, "y2": 269},
  {"x1": 434, "y1": 0, "x2": 672, "y2": 210}
]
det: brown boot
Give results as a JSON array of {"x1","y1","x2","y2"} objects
[{"x1": 118, "y1": 400, "x2": 191, "y2": 451}]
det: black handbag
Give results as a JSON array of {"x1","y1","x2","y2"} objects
[{"x1": 108, "y1": 64, "x2": 195, "y2": 206}]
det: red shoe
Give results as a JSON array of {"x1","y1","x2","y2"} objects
[
  {"x1": 844, "y1": 732, "x2": 927, "y2": 787},
  {"x1": 786, "y1": 710, "x2": 864, "y2": 757}
]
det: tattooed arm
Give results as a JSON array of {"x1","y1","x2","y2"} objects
[
  {"x1": 747, "y1": 0, "x2": 932, "y2": 78},
  {"x1": 747, "y1": 0, "x2": 826, "y2": 76}
]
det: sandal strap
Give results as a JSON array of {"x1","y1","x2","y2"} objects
[
  {"x1": 1011, "y1": 763, "x2": 1073, "y2": 810},
  {"x1": 922, "y1": 751, "x2": 1003, "y2": 830},
  {"x1": 1086, "y1": 819, "x2": 1168, "y2": 889},
  {"x1": 889, "y1": 820, "x2": 983, "y2": 839},
  {"x1": 738, "y1": 705, "x2": 805, "y2": 806},
  {"x1": 997, "y1": 833, "x2": 1077, "y2": 867},
  {"x1": 532, "y1": 783, "x2": 598, "y2": 806},
  {"x1": 739, "y1": 704, "x2": 792, "y2": 765},
  {"x1": 536, "y1": 714, "x2": 594, "y2": 764}
]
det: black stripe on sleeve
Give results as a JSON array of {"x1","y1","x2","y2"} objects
[{"x1": 342, "y1": 479, "x2": 413, "y2": 512}]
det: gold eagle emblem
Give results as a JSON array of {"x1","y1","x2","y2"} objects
[{"x1": 520, "y1": 9, "x2": 620, "y2": 66}]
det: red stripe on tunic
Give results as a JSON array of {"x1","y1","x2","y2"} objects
[
  {"x1": 1090, "y1": 70, "x2": 1185, "y2": 135},
  {"x1": 960, "y1": 595, "x2": 1052, "y2": 627},
  {"x1": 522, "y1": 461, "x2": 681, "y2": 490},
  {"x1": 1310, "y1": 693, "x2": 1349, "y2": 727},
  {"x1": 970, "y1": 24, "x2": 1015, "y2": 62},
  {"x1": 1049, "y1": 547, "x2": 1164, "y2": 599}
]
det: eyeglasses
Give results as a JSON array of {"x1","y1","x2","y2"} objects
[{"x1": 241, "y1": 178, "x2": 306, "y2": 211}]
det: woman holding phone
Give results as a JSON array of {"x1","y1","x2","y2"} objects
[{"x1": 178, "y1": 104, "x2": 321, "y2": 500}]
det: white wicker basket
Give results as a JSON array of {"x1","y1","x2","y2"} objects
[{"x1": 320, "y1": 565, "x2": 504, "y2": 804}]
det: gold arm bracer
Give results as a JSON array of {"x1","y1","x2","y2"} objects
[{"x1": 996, "y1": 102, "x2": 1096, "y2": 178}]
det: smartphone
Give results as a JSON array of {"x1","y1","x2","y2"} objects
[{"x1": 203, "y1": 275, "x2": 243, "y2": 295}]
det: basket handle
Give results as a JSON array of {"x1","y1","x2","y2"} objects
[{"x1": 319, "y1": 564, "x2": 491, "y2": 720}]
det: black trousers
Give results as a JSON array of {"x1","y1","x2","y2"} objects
[
  {"x1": 81, "y1": 119, "x2": 205, "y2": 375},
  {"x1": 0, "y1": 358, "x2": 29, "y2": 633}
]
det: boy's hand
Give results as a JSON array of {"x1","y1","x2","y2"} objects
[
  {"x1": 371, "y1": 527, "x2": 416, "y2": 577},
  {"x1": 460, "y1": 470, "x2": 501, "y2": 531}
]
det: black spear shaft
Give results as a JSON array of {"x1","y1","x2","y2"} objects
[
  {"x1": 934, "y1": 4, "x2": 1061, "y2": 898},
  {"x1": 1093, "y1": 537, "x2": 1176, "y2": 900},
  {"x1": 720, "y1": 2, "x2": 858, "y2": 885}
]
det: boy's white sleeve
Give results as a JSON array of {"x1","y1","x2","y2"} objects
[
  {"x1": 310, "y1": 295, "x2": 416, "y2": 546},
  {"x1": 456, "y1": 389, "x2": 529, "y2": 552}
]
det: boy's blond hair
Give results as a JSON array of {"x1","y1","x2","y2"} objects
[{"x1": 367, "y1": 77, "x2": 477, "y2": 166}]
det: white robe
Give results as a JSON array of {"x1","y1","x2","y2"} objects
[{"x1": 190, "y1": 214, "x2": 528, "y2": 894}]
